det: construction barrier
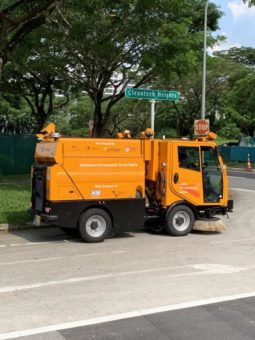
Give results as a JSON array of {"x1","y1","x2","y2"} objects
[
  {"x1": 0, "y1": 134, "x2": 36, "y2": 176},
  {"x1": 220, "y1": 146, "x2": 255, "y2": 163}
]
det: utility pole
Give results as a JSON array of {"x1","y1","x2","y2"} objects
[{"x1": 201, "y1": 0, "x2": 209, "y2": 120}]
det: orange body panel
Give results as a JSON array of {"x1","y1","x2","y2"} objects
[
  {"x1": 37, "y1": 138, "x2": 145, "y2": 201},
  {"x1": 35, "y1": 134, "x2": 229, "y2": 209}
]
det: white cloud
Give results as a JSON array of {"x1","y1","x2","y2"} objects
[{"x1": 228, "y1": 1, "x2": 255, "y2": 20}]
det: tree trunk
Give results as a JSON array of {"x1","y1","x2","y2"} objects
[
  {"x1": 93, "y1": 103, "x2": 103, "y2": 137},
  {"x1": 0, "y1": 57, "x2": 3, "y2": 71},
  {"x1": 0, "y1": 56, "x2": 3, "y2": 83},
  {"x1": 35, "y1": 108, "x2": 48, "y2": 132}
]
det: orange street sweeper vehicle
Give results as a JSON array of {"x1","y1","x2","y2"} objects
[{"x1": 29, "y1": 124, "x2": 233, "y2": 242}]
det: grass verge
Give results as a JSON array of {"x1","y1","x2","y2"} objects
[{"x1": 0, "y1": 175, "x2": 32, "y2": 225}]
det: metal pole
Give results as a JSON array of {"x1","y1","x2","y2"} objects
[
  {"x1": 201, "y1": 0, "x2": 209, "y2": 120},
  {"x1": 150, "y1": 100, "x2": 155, "y2": 134}
]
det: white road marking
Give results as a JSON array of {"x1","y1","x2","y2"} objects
[
  {"x1": 0, "y1": 274, "x2": 112, "y2": 293},
  {"x1": 193, "y1": 263, "x2": 244, "y2": 273},
  {"x1": 1, "y1": 291, "x2": 255, "y2": 339},
  {"x1": 10, "y1": 244, "x2": 24, "y2": 247},
  {"x1": 230, "y1": 187, "x2": 255, "y2": 193},
  {"x1": 211, "y1": 237, "x2": 255, "y2": 244},
  {"x1": 0, "y1": 245, "x2": 7, "y2": 248},
  {"x1": 0, "y1": 263, "x2": 253, "y2": 294},
  {"x1": 0, "y1": 250, "x2": 126, "y2": 266}
]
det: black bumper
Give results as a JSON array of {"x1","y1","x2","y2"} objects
[
  {"x1": 27, "y1": 209, "x2": 58, "y2": 223},
  {"x1": 41, "y1": 213, "x2": 58, "y2": 222},
  {"x1": 227, "y1": 199, "x2": 234, "y2": 212}
]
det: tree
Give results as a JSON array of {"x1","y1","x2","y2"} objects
[
  {"x1": 214, "y1": 47, "x2": 255, "y2": 136},
  {"x1": 215, "y1": 47, "x2": 255, "y2": 66},
  {"x1": 47, "y1": 0, "x2": 222, "y2": 136},
  {"x1": 226, "y1": 75, "x2": 255, "y2": 136},
  {"x1": 243, "y1": 0, "x2": 255, "y2": 5},
  {"x1": 0, "y1": 0, "x2": 59, "y2": 74},
  {"x1": 152, "y1": 55, "x2": 235, "y2": 138},
  {"x1": 0, "y1": 95, "x2": 34, "y2": 134},
  {"x1": 1, "y1": 28, "x2": 70, "y2": 131}
]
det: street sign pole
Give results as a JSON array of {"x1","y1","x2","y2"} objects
[
  {"x1": 201, "y1": 0, "x2": 209, "y2": 120},
  {"x1": 150, "y1": 100, "x2": 156, "y2": 133}
]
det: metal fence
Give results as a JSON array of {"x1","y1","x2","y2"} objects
[{"x1": 0, "y1": 134, "x2": 36, "y2": 176}]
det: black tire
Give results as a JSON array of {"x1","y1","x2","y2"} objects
[
  {"x1": 60, "y1": 227, "x2": 78, "y2": 235},
  {"x1": 79, "y1": 208, "x2": 112, "y2": 243},
  {"x1": 164, "y1": 205, "x2": 194, "y2": 236}
]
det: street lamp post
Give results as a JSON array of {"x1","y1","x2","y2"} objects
[{"x1": 201, "y1": 0, "x2": 209, "y2": 120}]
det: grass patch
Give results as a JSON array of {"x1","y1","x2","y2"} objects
[{"x1": 0, "y1": 175, "x2": 32, "y2": 225}]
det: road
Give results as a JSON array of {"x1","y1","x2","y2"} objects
[
  {"x1": 228, "y1": 169, "x2": 255, "y2": 191},
  {"x1": 0, "y1": 173, "x2": 254, "y2": 339},
  {"x1": 227, "y1": 169, "x2": 255, "y2": 179}
]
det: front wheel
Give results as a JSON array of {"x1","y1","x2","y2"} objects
[
  {"x1": 164, "y1": 205, "x2": 194, "y2": 236},
  {"x1": 79, "y1": 208, "x2": 112, "y2": 243}
]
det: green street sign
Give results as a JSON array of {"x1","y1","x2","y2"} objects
[{"x1": 125, "y1": 87, "x2": 180, "y2": 101}]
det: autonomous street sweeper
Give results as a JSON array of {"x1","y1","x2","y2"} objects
[{"x1": 28, "y1": 124, "x2": 233, "y2": 242}]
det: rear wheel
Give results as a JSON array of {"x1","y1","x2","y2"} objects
[
  {"x1": 164, "y1": 205, "x2": 194, "y2": 236},
  {"x1": 79, "y1": 208, "x2": 112, "y2": 243}
]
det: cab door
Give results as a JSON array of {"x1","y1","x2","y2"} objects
[
  {"x1": 170, "y1": 143, "x2": 204, "y2": 205},
  {"x1": 201, "y1": 146, "x2": 223, "y2": 203}
]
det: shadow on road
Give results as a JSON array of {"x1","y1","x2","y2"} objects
[{"x1": 9, "y1": 226, "x2": 135, "y2": 244}]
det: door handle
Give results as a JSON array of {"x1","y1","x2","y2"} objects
[{"x1": 174, "y1": 173, "x2": 179, "y2": 184}]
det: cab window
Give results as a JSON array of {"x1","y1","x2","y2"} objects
[
  {"x1": 178, "y1": 146, "x2": 200, "y2": 171},
  {"x1": 201, "y1": 146, "x2": 222, "y2": 202}
]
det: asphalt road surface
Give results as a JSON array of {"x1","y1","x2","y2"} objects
[
  {"x1": 228, "y1": 169, "x2": 255, "y2": 191},
  {"x1": 19, "y1": 297, "x2": 255, "y2": 340},
  {"x1": 227, "y1": 169, "x2": 255, "y2": 179},
  {"x1": 0, "y1": 174, "x2": 254, "y2": 340}
]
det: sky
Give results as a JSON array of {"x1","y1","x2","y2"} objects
[{"x1": 210, "y1": 0, "x2": 255, "y2": 52}]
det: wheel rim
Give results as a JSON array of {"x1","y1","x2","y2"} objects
[
  {"x1": 172, "y1": 211, "x2": 190, "y2": 232},
  {"x1": 85, "y1": 215, "x2": 107, "y2": 238}
]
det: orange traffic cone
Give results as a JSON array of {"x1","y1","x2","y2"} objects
[{"x1": 247, "y1": 153, "x2": 252, "y2": 172}]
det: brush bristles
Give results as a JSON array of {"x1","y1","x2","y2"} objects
[{"x1": 193, "y1": 219, "x2": 226, "y2": 232}]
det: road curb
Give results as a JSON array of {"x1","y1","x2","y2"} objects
[{"x1": 0, "y1": 224, "x2": 9, "y2": 233}]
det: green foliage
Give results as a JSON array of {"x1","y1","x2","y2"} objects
[
  {"x1": 214, "y1": 47, "x2": 255, "y2": 137},
  {"x1": 0, "y1": 95, "x2": 35, "y2": 134},
  {"x1": 0, "y1": 0, "x2": 59, "y2": 72},
  {"x1": 243, "y1": 0, "x2": 255, "y2": 6},
  {"x1": 215, "y1": 47, "x2": 255, "y2": 66},
  {"x1": 53, "y1": 95, "x2": 93, "y2": 137},
  {"x1": 1, "y1": 26, "x2": 71, "y2": 132},
  {"x1": 3, "y1": 0, "x2": 255, "y2": 140},
  {"x1": 227, "y1": 74, "x2": 255, "y2": 135},
  {"x1": 218, "y1": 123, "x2": 241, "y2": 140},
  {"x1": 44, "y1": 0, "x2": 222, "y2": 136}
]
